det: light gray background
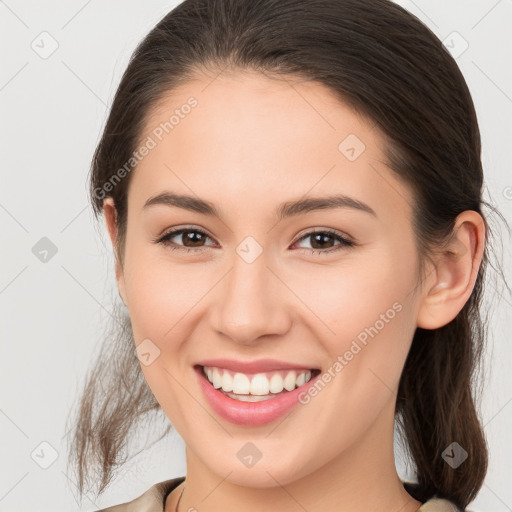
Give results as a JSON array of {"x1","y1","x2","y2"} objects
[{"x1": 1, "y1": 1, "x2": 511, "y2": 511}]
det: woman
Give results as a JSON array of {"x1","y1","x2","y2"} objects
[{"x1": 67, "y1": 0, "x2": 500, "y2": 510}]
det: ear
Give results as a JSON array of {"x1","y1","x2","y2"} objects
[
  {"x1": 103, "y1": 197, "x2": 128, "y2": 306},
  {"x1": 416, "y1": 210, "x2": 486, "y2": 329}
]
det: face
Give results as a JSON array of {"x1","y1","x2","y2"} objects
[{"x1": 110, "y1": 70, "x2": 426, "y2": 488}]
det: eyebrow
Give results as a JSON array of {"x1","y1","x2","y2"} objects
[{"x1": 142, "y1": 192, "x2": 377, "y2": 219}]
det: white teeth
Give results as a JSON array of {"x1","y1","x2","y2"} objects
[
  {"x1": 232, "y1": 373, "x2": 251, "y2": 394},
  {"x1": 203, "y1": 366, "x2": 314, "y2": 396},
  {"x1": 224, "y1": 392, "x2": 276, "y2": 402},
  {"x1": 283, "y1": 371, "x2": 297, "y2": 391},
  {"x1": 269, "y1": 373, "x2": 284, "y2": 394},
  {"x1": 250, "y1": 373, "x2": 270, "y2": 395},
  {"x1": 212, "y1": 368, "x2": 222, "y2": 389},
  {"x1": 221, "y1": 371, "x2": 233, "y2": 392}
]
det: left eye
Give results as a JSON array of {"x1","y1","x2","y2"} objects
[
  {"x1": 293, "y1": 230, "x2": 354, "y2": 253},
  {"x1": 154, "y1": 227, "x2": 354, "y2": 254}
]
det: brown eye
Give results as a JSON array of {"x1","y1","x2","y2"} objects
[
  {"x1": 154, "y1": 227, "x2": 355, "y2": 255},
  {"x1": 177, "y1": 230, "x2": 208, "y2": 247},
  {"x1": 156, "y1": 227, "x2": 215, "y2": 252},
  {"x1": 293, "y1": 229, "x2": 354, "y2": 255},
  {"x1": 309, "y1": 232, "x2": 337, "y2": 250}
]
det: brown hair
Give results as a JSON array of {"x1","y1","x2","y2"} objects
[{"x1": 65, "y1": 0, "x2": 508, "y2": 508}]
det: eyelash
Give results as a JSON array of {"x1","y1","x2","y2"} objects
[{"x1": 153, "y1": 226, "x2": 355, "y2": 256}]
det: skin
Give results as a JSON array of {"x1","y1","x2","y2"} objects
[{"x1": 103, "y1": 69, "x2": 485, "y2": 512}]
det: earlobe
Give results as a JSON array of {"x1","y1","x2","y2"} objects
[
  {"x1": 416, "y1": 211, "x2": 486, "y2": 330},
  {"x1": 103, "y1": 197, "x2": 128, "y2": 306}
]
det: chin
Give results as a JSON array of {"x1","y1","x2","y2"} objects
[{"x1": 199, "y1": 443, "x2": 319, "y2": 489}]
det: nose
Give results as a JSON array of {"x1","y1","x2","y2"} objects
[{"x1": 209, "y1": 252, "x2": 292, "y2": 346}]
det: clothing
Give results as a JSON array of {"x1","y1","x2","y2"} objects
[{"x1": 95, "y1": 476, "x2": 466, "y2": 512}]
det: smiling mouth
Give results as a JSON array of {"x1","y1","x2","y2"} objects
[{"x1": 198, "y1": 365, "x2": 322, "y2": 402}]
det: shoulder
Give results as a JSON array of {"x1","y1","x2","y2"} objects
[
  {"x1": 418, "y1": 497, "x2": 465, "y2": 512},
  {"x1": 93, "y1": 476, "x2": 185, "y2": 512},
  {"x1": 402, "y1": 480, "x2": 476, "y2": 512}
]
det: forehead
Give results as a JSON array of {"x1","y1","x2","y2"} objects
[
  {"x1": 128, "y1": 70, "x2": 412, "y2": 222},
  {"x1": 143, "y1": 69, "x2": 374, "y2": 152}
]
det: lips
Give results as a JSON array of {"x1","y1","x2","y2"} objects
[{"x1": 194, "y1": 359, "x2": 321, "y2": 426}]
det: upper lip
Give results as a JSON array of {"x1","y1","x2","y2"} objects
[{"x1": 196, "y1": 358, "x2": 318, "y2": 374}]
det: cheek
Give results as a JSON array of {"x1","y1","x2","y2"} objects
[
  {"x1": 122, "y1": 243, "x2": 211, "y2": 342},
  {"x1": 284, "y1": 248, "x2": 417, "y2": 351},
  {"x1": 290, "y1": 250, "x2": 418, "y2": 410}
]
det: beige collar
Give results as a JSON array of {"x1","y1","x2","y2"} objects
[{"x1": 99, "y1": 476, "x2": 464, "y2": 512}]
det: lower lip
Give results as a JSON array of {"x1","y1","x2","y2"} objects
[{"x1": 195, "y1": 366, "x2": 320, "y2": 426}]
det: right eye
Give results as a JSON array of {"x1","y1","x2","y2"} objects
[{"x1": 153, "y1": 227, "x2": 217, "y2": 253}]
